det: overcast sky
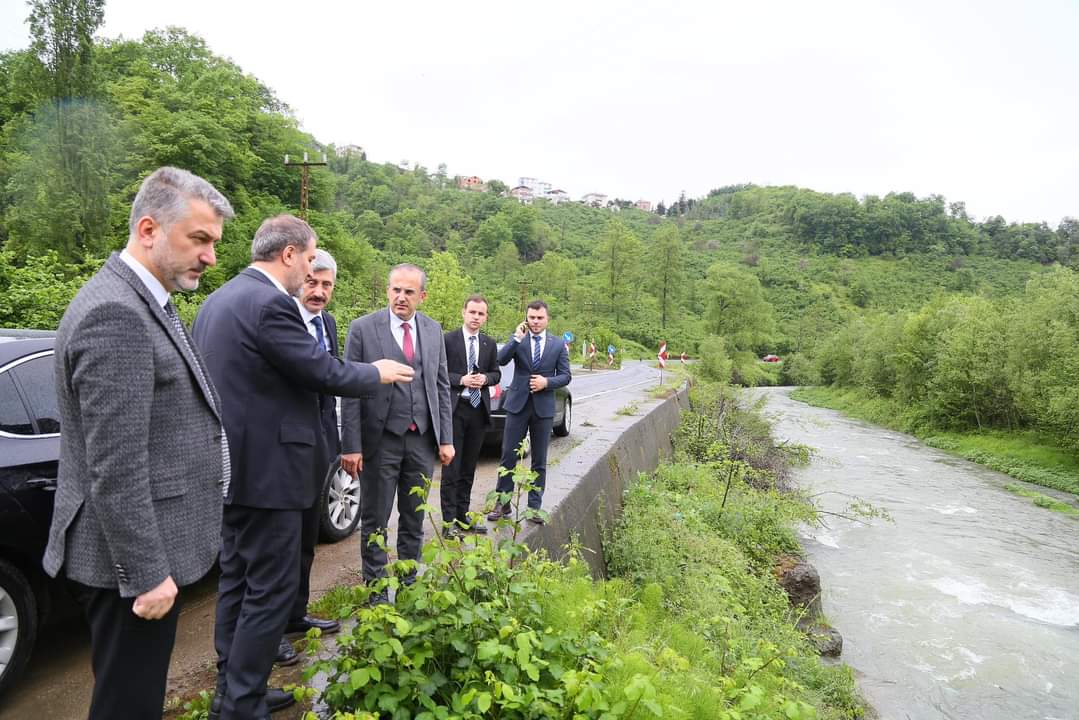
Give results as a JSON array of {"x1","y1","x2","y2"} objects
[{"x1": 2, "y1": 0, "x2": 1077, "y2": 224}]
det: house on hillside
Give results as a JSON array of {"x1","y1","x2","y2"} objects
[
  {"x1": 581, "y1": 192, "x2": 607, "y2": 207},
  {"x1": 546, "y1": 189, "x2": 570, "y2": 204},
  {"x1": 519, "y1": 177, "x2": 552, "y2": 197},
  {"x1": 457, "y1": 175, "x2": 487, "y2": 192},
  {"x1": 635, "y1": 200, "x2": 653, "y2": 212},
  {"x1": 509, "y1": 185, "x2": 534, "y2": 204}
]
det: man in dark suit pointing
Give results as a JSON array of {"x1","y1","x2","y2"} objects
[
  {"x1": 193, "y1": 216, "x2": 414, "y2": 720},
  {"x1": 440, "y1": 294, "x2": 500, "y2": 535},
  {"x1": 44, "y1": 166, "x2": 233, "y2": 719}
]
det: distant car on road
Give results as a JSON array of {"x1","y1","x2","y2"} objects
[{"x1": 0, "y1": 330, "x2": 357, "y2": 697}]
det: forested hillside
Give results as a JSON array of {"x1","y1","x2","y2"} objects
[{"x1": 2, "y1": 5, "x2": 1077, "y2": 450}]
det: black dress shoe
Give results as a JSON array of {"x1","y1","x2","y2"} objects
[
  {"x1": 266, "y1": 687, "x2": 296, "y2": 714},
  {"x1": 486, "y1": 502, "x2": 512, "y2": 521},
  {"x1": 465, "y1": 519, "x2": 488, "y2": 534},
  {"x1": 285, "y1": 615, "x2": 341, "y2": 635},
  {"x1": 274, "y1": 638, "x2": 299, "y2": 666},
  {"x1": 208, "y1": 690, "x2": 223, "y2": 720},
  {"x1": 364, "y1": 589, "x2": 391, "y2": 607}
]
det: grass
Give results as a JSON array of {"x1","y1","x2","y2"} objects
[
  {"x1": 1003, "y1": 483, "x2": 1079, "y2": 518},
  {"x1": 616, "y1": 402, "x2": 640, "y2": 416},
  {"x1": 791, "y1": 386, "x2": 1079, "y2": 498}
]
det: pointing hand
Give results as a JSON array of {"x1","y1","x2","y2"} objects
[{"x1": 373, "y1": 359, "x2": 415, "y2": 384}]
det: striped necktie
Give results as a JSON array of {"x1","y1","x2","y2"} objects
[
  {"x1": 468, "y1": 335, "x2": 481, "y2": 408},
  {"x1": 532, "y1": 334, "x2": 542, "y2": 368}
]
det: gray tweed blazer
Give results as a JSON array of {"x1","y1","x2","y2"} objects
[{"x1": 43, "y1": 253, "x2": 224, "y2": 597}]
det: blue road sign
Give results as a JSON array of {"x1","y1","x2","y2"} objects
[{"x1": 563, "y1": 331, "x2": 574, "y2": 343}]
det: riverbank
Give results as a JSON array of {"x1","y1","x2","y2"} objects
[
  {"x1": 790, "y1": 386, "x2": 1079, "y2": 509},
  {"x1": 180, "y1": 381, "x2": 865, "y2": 719}
]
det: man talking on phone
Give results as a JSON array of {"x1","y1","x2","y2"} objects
[{"x1": 488, "y1": 299, "x2": 571, "y2": 522}]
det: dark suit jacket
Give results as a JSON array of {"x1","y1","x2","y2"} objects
[
  {"x1": 340, "y1": 308, "x2": 452, "y2": 456},
  {"x1": 443, "y1": 328, "x2": 500, "y2": 423},
  {"x1": 192, "y1": 268, "x2": 381, "y2": 510},
  {"x1": 497, "y1": 332, "x2": 571, "y2": 418},
  {"x1": 44, "y1": 253, "x2": 224, "y2": 597}
]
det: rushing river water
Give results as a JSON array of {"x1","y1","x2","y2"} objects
[{"x1": 754, "y1": 388, "x2": 1079, "y2": 720}]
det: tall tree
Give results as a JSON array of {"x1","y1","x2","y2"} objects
[
  {"x1": 594, "y1": 219, "x2": 643, "y2": 325},
  {"x1": 647, "y1": 223, "x2": 684, "y2": 328}
]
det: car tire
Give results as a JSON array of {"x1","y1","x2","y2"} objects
[
  {"x1": 553, "y1": 399, "x2": 571, "y2": 437},
  {"x1": 0, "y1": 559, "x2": 37, "y2": 698},
  {"x1": 318, "y1": 459, "x2": 362, "y2": 543}
]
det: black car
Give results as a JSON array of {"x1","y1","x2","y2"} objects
[
  {"x1": 0, "y1": 332, "x2": 62, "y2": 698},
  {"x1": 0, "y1": 331, "x2": 357, "y2": 697},
  {"x1": 484, "y1": 355, "x2": 572, "y2": 449}
]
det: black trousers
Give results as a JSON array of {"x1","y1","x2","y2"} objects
[
  {"x1": 358, "y1": 428, "x2": 436, "y2": 583},
  {"x1": 71, "y1": 580, "x2": 182, "y2": 720},
  {"x1": 214, "y1": 505, "x2": 302, "y2": 720},
  {"x1": 290, "y1": 496, "x2": 322, "y2": 622},
  {"x1": 496, "y1": 394, "x2": 553, "y2": 510},
  {"x1": 440, "y1": 399, "x2": 488, "y2": 526}
]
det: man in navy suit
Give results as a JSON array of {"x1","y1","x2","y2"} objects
[
  {"x1": 193, "y1": 216, "x2": 413, "y2": 720},
  {"x1": 488, "y1": 300, "x2": 571, "y2": 522},
  {"x1": 441, "y1": 295, "x2": 500, "y2": 535},
  {"x1": 272, "y1": 248, "x2": 344, "y2": 668}
]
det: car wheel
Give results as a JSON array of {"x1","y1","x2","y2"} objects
[
  {"x1": 0, "y1": 559, "x2": 37, "y2": 698},
  {"x1": 318, "y1": 460, "x2": 362, "y2": 543},
  {"x1": 553, "y1": 399, "x2": 571, "y2": 437}
]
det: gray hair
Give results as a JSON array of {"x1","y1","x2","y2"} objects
[
  {"x1": 311, "y1": 248, "x2": 337, "y2": 277},
  {"x1": 388, "y1": 263, "x2": 427, "y2": 291},
  {"x1": 128, "y1": 166, "x2": 234, "y2": 234},
  {"x1": 251, "y1": 214, "x2": 317, "y2": 262}
]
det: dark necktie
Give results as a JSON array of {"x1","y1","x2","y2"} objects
[
  {"x1": 311, "y1": 314, "x2": 328, "y2": 352},
  {"x1": 532, "y1": 334, "x2": 542, "y2": 368},
  {"x1": 468, "y1": 335, "x2": 481, "y2": 408},
  {"x1": 164, "y1": 300, "x2": 230, "y2": 497}
]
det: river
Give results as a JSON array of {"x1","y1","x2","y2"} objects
[{"x1": 754, "y1": 387, "x2": 1079, "y2": 720}]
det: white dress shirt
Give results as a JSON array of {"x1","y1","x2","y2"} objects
[
  {"x1": 389, "y1": 311, "x2": 419, "y2": 356},
  {"x1": 120, "y1": 249, "x2": 170, "y2": 310}
]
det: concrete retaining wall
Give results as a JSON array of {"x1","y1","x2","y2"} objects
[{"x1": 524, "y1": 386, "x2": 690, "y2": 577}]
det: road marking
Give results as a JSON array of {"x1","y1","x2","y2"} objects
[{"x1": 575, "y1": 376, "x2": 656, "y2": 402}]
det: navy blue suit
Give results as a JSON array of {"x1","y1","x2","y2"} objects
[
  {"x1": 495, "y1": 332, "x2": 571, "y2": 509},
  {"x1": 193, "y1": 268, "x2": 380, "y2": 720}
]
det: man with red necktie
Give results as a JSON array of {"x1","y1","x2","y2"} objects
[{"x1": 339, "y1": 264, "x2": 454, "y2": 600}]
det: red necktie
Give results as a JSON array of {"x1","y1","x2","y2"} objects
[
  {"x1": 402, "y1": 321, "x2": 417, "y2": 430},
  {"x1": 402, "y1": 321, "x2": 415, "y2": 364}
]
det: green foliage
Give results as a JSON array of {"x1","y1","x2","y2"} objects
[
  {"x1": 0, "y1": 249, "x2": 96, "y2": 327},
  {"x1": 697, "y1": 335, "x2": 733, "y2": 384},
  {"x1": 811, "y1": 266, "x2": 1079, "y2": 451},
  {"x1": 606, "y1": 381, "x2": 862, "y2": 718},
  {"x1": 703, "y1": 263, "x2": 776, "y2": 353},
  {"x1": 1003, "y1": 484, "x2": 1079, "y2": 518}
]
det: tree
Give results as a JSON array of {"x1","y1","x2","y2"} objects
[
  {"x1": 647, "y1": 223, "x2": 684, "y2": 329},
  {"x1": 593, "y1": 219, "x2": 643, "y2": 325},
  {"x1": 423, "y1": 252, "x2": 473, "y2": 329},
  {"x1": 486, "y1": 179, "x2": 508, "y2": 195},
  {"x1": 703, "y1": 262, "x2": 775, "y2": 352}
]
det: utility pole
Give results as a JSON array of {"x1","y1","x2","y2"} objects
[
  {"x1": 284, "y1": 152, "x2": 328, "y2": 220},
  {"x1": 517, "y1": 278, "x2": 531, "y2": 313}
]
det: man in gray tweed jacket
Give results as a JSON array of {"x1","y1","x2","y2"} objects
[{"x1": 43, "y1": 167, "x2": 234, "y2": 720}]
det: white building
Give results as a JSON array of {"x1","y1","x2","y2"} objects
[
  {"x1": 518, "y1": 177, "x2": 552, "y2": 197},
  {"x1": 509, "y1": 186, "x2": 534, "y2": 204},
  {"x1": 581, "y1": 192, "x2": 608, "y2": 208}
]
